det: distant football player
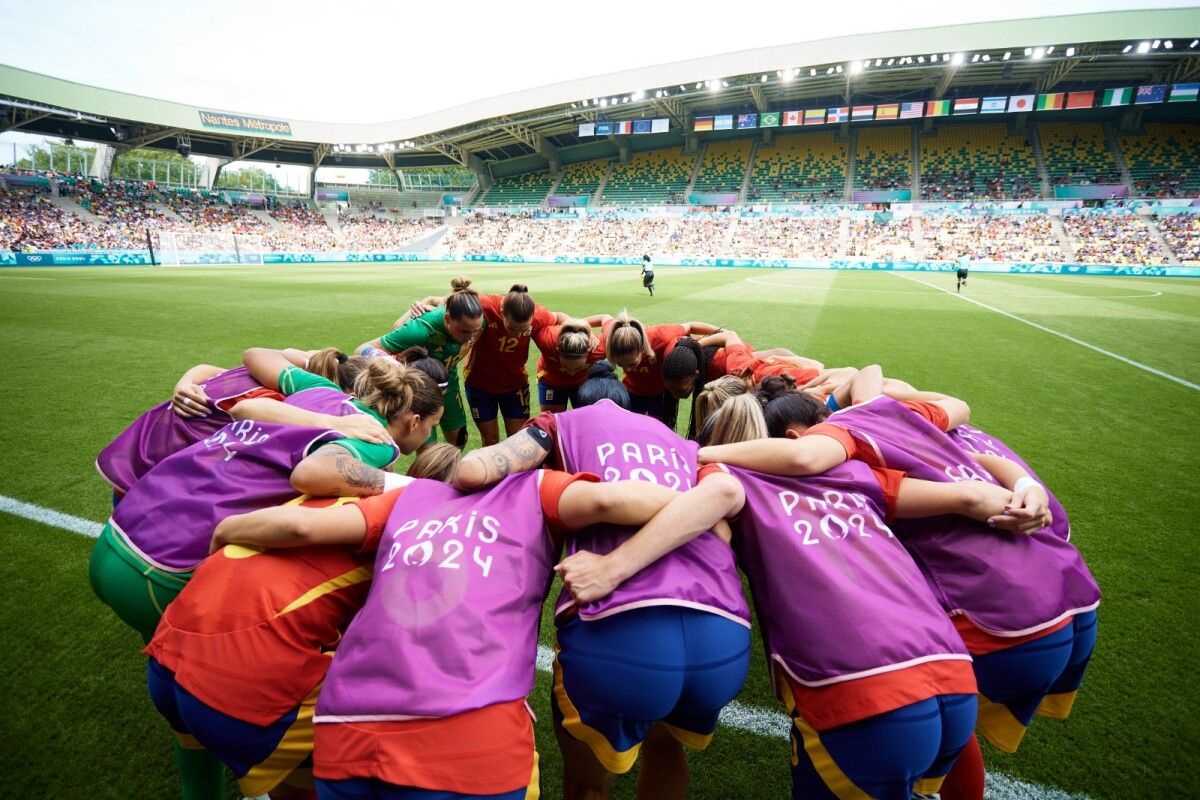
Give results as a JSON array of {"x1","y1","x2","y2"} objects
[{"x1": 640, "y1": 255, "x2": 655, "y2": 296}]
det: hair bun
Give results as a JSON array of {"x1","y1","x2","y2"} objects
[
  {"x1": 755, "y1": 376, "x2": 795, "y2": 403},
  {"x1": 587, "y1": 360, "x2": 618, "y2": 379},
  {"x1": 450, "y1": 276, "x2": 472, "y2": 292},
  {"x1": 508, "y1": 283, "x2": 528, "y2": 293}
]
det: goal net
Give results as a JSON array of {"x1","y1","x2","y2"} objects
[{"x1": 155, "y1": 231, "x2": 265, "y2": 266}]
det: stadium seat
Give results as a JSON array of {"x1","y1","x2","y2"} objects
[
  {"x1": 554, "y1": 160, "x2": 609, "y2": 199},
  {"x1": 1118, "y1": 122, "x2": 1200, "y2": 197},
  {"x1": 747, "y1": 132, "x2": 846, "y2": 202},
  {"x1": 476, "y1": 171, "x2": 555, "y2": 207},
  {"x1": 920, "y1": 123, "x2": 1039, "y2": 200},
  {"x1": 600, "y1": 149, "x2": 695, "y2": 205},
  {"x1": 1038, "y1": 122, "x2": 1120, "y2": 185},
  {"x1": 692, "y1": 139, "x2": 752, "y2": 194},
  {"x1": 854, "y1": 126, "x2": 913, "y2": 191}
]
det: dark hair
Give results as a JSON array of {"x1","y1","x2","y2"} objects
[
  {"x1": 576, "y1": 360, "x2": 631, "y2": 409},
  {"x1": 662, "y1": 337, "x2": 722, "y2": 438},
  {"x1": 642, "y1": 255, "x2": 650, "y2": 262},
  {"x1": 445, "y1": 275, "x2": 483, "y2": 321},
  {"x1": 308, "y1": 347, "x2": 371, "y2": 392},
  {"x1": 393, "y1": 346, "x2": 448, "y2": 387},
  {"x1": 501, "y1": 283, "x2": 535, "y2": 323},
  {"x1": 755, "y1": 377, "x2": 830, "y2": 438},
  {"x1": 353, "y1": 360, "x2": 444, "y2": 422}
]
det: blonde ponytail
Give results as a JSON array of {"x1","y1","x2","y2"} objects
[
  {"x1": 607, "y1": 310, "x2": 653, "y2": 365},
  {"x1": 352, "y1": 360, "x2": 444, "y2": 422}
]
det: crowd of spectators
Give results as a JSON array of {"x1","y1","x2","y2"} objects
[
  {"x1": 846, "y1": 219, "x2": 916, "y2": 260},
  {"x1": 1132, "y1": 172, "x2": 1189, "y2": 198},
  {"x1": 1156, "y1": 214, "x2": 1200, "y2": 264},
  {"x1": 1062, "y1": 214, "x2": 1167, "y2": 265},
  {"x1": 921, "y1": 170, "x2": 1040, "y2": 201},
  {"x1": 730, "y1": 216, "x2": 843, "y2": 258},
  {"x1": 921, "y1": 215, "x2": 1064, "y2": 262}
]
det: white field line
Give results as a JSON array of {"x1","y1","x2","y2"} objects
[
  {"x1": 746, "y1": 275, "x2": 1163, "y2": 300},
  {"x1": 893, "y1": 271, "x2": 1199, "y2": 391},
  {"x1": 2, "y1": 492, "x2": 1094, "y2": 800}
]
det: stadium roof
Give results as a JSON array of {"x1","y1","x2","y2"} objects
[{"x1": 1, "y1": 7, "x2": 1198, "y2": 175}]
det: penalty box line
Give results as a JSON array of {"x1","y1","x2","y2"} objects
[
  {"x1": 892, "y1": 272, "x2": 1199, "y2": 392},
  {"x1": 0, "y1": 492, "x2": 1094, "y2": 800}
]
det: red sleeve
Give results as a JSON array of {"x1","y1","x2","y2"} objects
[
  {"x1": 216, "y1": 386, "x2": 285, "y2": 412},
  {"x1": 722, "y1": 343, "x2": 755, "y2": 375},
  {"x1": 521, "y1": 412, "x2": 561, "y2": 469},
  {"x1": 353, "y1": 488, "x2": 405, "y2": 554},
  {"x1": 539, "y1": 470, "x2": 601, "y2": 535},
  {"x1": 481, "y1": 294, "x2": 504, "y2": 316},
  {"x1": 533, "y1": 324, "x2": 560, "y2": 353},
  {"x1": 900, "y1": 401, "x2": 950, "y2": 431},
  {"x1": 649, "y1": 324, "x2": 688, "y2": 352},
  {"x1": 531, "y1": 304, "x2": 555, "y2": 330},
  {"x1": 803, "y1": 423, "x2": 858, "y2": 459},
  {"x1": 869, "y1": 467, "x2": 906, "y2": 522}
]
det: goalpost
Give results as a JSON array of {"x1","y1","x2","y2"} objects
[{"x1": 154, "y1": 231, "x2": 265, "y2": 266}]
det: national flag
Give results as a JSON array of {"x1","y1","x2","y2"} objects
[
  {"x1": 596, "y1": 122, "x2": 613, "y2": 135},
  {"x1": 827, "y1": 107, "x2": 849, "y2": 123},
  {"x1": 614, "y1": 121, "x2": 631, "y2": 135},
  {"x1": 651, "y1": 118, "x2": 670, "y2": 133},
  {"x1": 875, "y1": 103, "x2": 899, "y2": 120},
  {"x1": 1169, "y1": 83, "x2": 1200, "y2": 102},
  {"x1": 759, "y1": 111, "x2": 781, "y2": 127},
  {"x1": 714, "y1": 115, "x2": 734, "y2": 130},
  {"x1": 1135, "y1": 85, "x2": 1166, "y2": 104},
  {"x1": 782, "y1": 110, "x2": 802, "y2": 126},
  {"x1": 953, "y1": 98, "x2": 979, "y2": 115},
  {"x1": 1008, "y1": 94, "x2": 1034, "y2": 112},
  {"x1": 804, "y1": 108, "x2": 825, "y2": 125},
  {"x1": 899, "y1": 101, "x2": 923, "y2": 119},
  {"x1": 736, "y1": 113, "x2": 758, "y2": 129},
  {"x1": 1036, "y1": 93, "x2": 1064, "y2": 111},
  {"x1": 980, "y1": 97, "x2": 1007, "y2": 113},
  {"x1": 1101, "y1": 87, "x2": 1132, "y2": 107},
  {"x1": 852, "y1": 105, "x2": 874, "y2": 121},
  {"x1": 925, "y1": 100, "x2": 951, "y2": 117},
  {"x1": 1066, "y1": 91, "x2": 1094, "y2": 110},
  {"x1": 578, "y1": 123, "x2": 595, "y2": 137},
  {"x1": 693, "y1": 117, "x2": 713, "y2": 132},
  {"x1": 632, "y1": 119, "x2": 652, "y2": 134}
]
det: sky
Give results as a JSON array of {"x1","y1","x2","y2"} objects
[{"x1": 0, "y1": 0, "x2": 1187, "y2": 124}]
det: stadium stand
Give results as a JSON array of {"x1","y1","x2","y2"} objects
[
  {"x1": 1039, "y1": 122, "x2": 1121, "y2": 185},
  {"x1": 554, "y1": 160, "x2": 609, "y2": 199},
  {"x1": 600, "y1": 149, "x2": 694, "y2": 205},
  {"x1": 475, "y1": 171, "x2": 555, "y2": 207},
  {"x1": 692, "y1": 140, "x2": 752, "y2": 194},
  {"x1": 1062, "y1": 213, "x2": 1167, "y2": 264},
  {"x1": 854, "y1": 126, "x2": 913, "y2": 191},
  {"x1": 919, "y1": 123, "x2": 1040, "y2": 200},
  {"x1": 921, "y1": 214, "x2": 1064, "y2": 261},
  {"x1": 729, "y1": 215, "x2": 844, "y2": 258},
  {"x1": 1118, "y1": 122, "x2": 1200, "y2": 197},
  {"x1": 846, "y1": 217, "x2": 916, "y2": 259},
  {"x1": 1157, "y1": 214, "x2": 1200, "y2": 264},
  {"x1": 747, "y1": 132, "x2": 847, "y2": 203}
]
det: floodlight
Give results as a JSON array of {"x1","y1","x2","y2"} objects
[
  {"x1": 942, "y1": 53, "x2": 950, "y2": 62},
  {"x1": 1152, "y1": 40, "x2": 1160, "y2": 49},
  {"x1": 709, "y1": 81, "x2": 721, "y2": 93},
  {"x1": 782, "y1": 70, "x2": 794, "y2": 82},
  {"x1": 1122, "y1": 44, "x2": 1133, "y2": 53},
  {"x1": 951, "y1": 53, "x2": 964, "y2": 65},
  {"x1": 1003, "y1": 51, "x2": 1012, "y2": 60},
  {"x1": 695, "y1": 82, "x2": 703, "y2": 89},
  {"x1": 1024, "y1": 47, "x2": 1033, "y2": 56},
  {"x1": 835, "y1": 65, "x2": 843, "y2": 73},
  {"x1": 1164, "y1": 40, "x2": 1173, "y2": 49},
  {"x1": 680, "y1": 85, "x2": 687, "y2": 91},
  {"x1": 1046, "y1": 45, "x2": 1054, "y2": 54},
  {"x1": 826, "y1": 66, "x2": 835, "y2": 74},
  {"x1": 1032, "y1": 47, "x2": 1045, "y2": 60},
  {"x1": 970, "y1": 54, "x2": 979, "y2": 63},
  {"x1": 887, "y1": 58, "x2": 895, "y2": 65},
  {"x1": 982, "y1": 54, "x2": 990, "y2": 61},
  {"x1": 721, "y1": 80, "x2": 729, "y2": 87},
  {"x1": 875, "y1": 58, "x2": 882, "y2": 66},
  {"x1": 850, "y1": 61, "x2": 862, "y2": 74},
  {"x1": 1065, "y1": 47, "x2": 1075, "y2": 57},
  {"x1": 917, "y1": 56, "x2": 925, "y2": 64},
  {"x1": 760, "y1": 75, "x2": 768, "y2": 82},
  {"x1": 600, "y1": 99, "x2": 608, "y2": 107},
  {"x1": 1137, "y1": 41, "x2": 1150, "y2": 53},
  {"x1": 1191, "y1": 40, "x2": 1198, "y2": 48}
]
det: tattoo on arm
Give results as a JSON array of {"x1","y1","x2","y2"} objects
[
  {"x1": 467, "y1": 430, "x2": 550, "y2": 485},
  {"x1": 335, "y1": 453, "x2": 385, "y2": 492},
  {"x1": 489, "y1": 452, "x2": 514, "y2": 482}
]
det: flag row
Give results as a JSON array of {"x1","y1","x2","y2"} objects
[
  {"x1": 692, "y1": 84, "x2": 1199, "y2": 131},
  {"x1": 578, "y1": 119, "x2": 670, "y2": 137}
]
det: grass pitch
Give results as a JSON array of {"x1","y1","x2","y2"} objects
[{"x1": 0, "y1": 262, "x2": 1197, "y2": 799}]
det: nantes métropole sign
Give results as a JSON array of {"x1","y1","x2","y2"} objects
[{"x1": 199, "y1": 110, "x2": 293, "y2": 137}]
